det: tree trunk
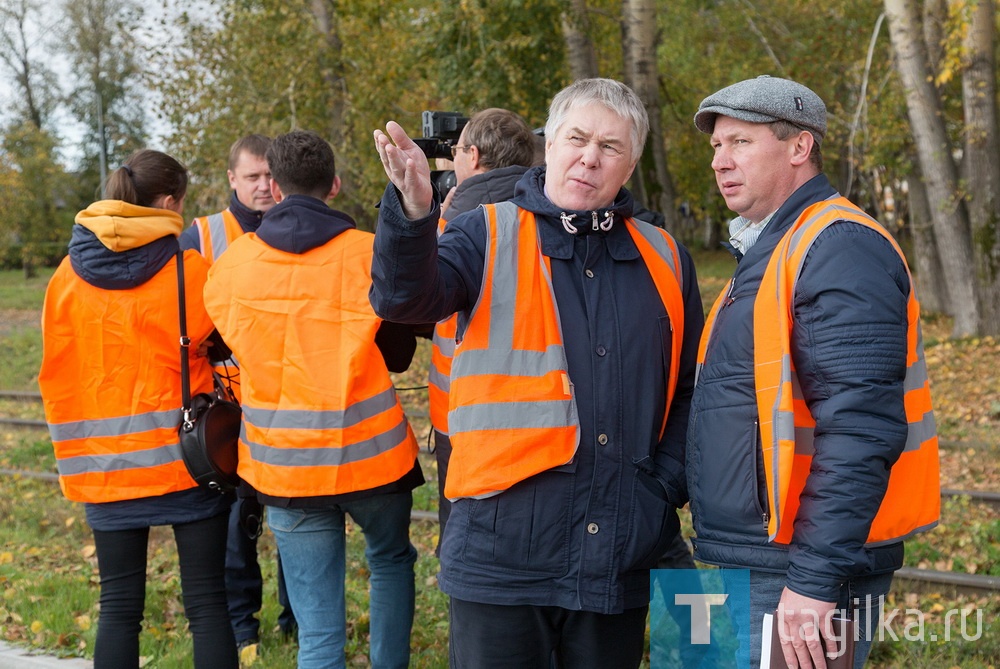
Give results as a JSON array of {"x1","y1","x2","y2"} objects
[
  {"x1": 960, "y1": 0, "x2": 1000, "y2": 334},
  {"x1": 561, "y1": 0, "x2": 599, "y2": 81},
  {"x1": 907, "y1": 171, "x2": 949, "y2": 315},
  {"x1": 922, "y1": 0, "x2": 948, "y2": 66},
  {"x1": 307, "y1": 0, "x2": 365, "y2": 223},
  {"x1": 621, "y1": 0, "x2": 678, "y2": 232},
  {"x1": 884, "y1": 0, "x2": 979, "y2": 336}
]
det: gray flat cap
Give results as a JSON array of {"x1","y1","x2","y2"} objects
[{"x1": 694, "y1": 75, "x2": 827, "y2": 143}]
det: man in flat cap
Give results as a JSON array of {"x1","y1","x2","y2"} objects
[{"x1": 686, "y1": 75, "x2": 940, "y2": 668}]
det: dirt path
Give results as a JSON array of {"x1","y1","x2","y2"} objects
[{"x1": 0, "y1": 309, "x2": 41, "y2": 336}]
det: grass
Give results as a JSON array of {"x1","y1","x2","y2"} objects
[{"x1": 1, "y1": 253, "x2": 998, "y2": 667}]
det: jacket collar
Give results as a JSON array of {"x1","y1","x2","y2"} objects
[
  {"x1": 256, "y1": 195, "x2": 357, "y2": 254},
  {"x1": 510, "y1": 166, "x2": 639, "y2": 262},
  {"x1": 228, "y1": 191, "x2": 266, "y2": 233}
]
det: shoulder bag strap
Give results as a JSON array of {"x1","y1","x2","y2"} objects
[{"x1": 176, "y1": 248, "x2": 193, "y2": 424}]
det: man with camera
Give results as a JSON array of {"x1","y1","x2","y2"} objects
[
  {"x1": 371, "y1": 79, "x2": 704, "y2": 669},
  {"x1": 425, "y1": 108, "x2": 538, "y2": 547}
]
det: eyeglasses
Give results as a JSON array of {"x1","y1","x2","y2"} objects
[{"x1": 450, "y1": 144, "x2": 472, "y2": 158}]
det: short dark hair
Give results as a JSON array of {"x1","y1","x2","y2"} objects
[
  {"x1": 769, "y1": 120, "x2": 823, "y2": 172},
  {"x1": 464, "y1": 108, "x2": 536, "y2": 170},
  {"x1": 105, "y1": 149, "x2": 188, "y2": 207},
  {"x1": 266, "y1": 130, "x2": 336, "y2": 199},
  {"x1": 228, "y1": 134, "x2": 272, "y2": 171}
]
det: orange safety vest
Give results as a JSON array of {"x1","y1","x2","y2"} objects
[
  {"x1": 428, "y1": 216, "x2": 457, "y2": 435},
  {"x1": 445, "y1": 202, "x2": 687, "y2": 500},
  {"x1": 192, "y1": 209, "x2": 244, "y2": 264},
  {"x1": 191, "y1": 208, "x2": 245, "y2": 398},
  {"x1": 203, "y1": 229, "x2": 418, "y2": 498},
  {"x1": 39, "y1": 252, "x2": 216, "y2": 503},
  {"x1": 699, "y1": 197, "x2": 940, "y2": 546}
]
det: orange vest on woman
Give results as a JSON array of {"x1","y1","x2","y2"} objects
[
  {"x1": 445, "y1": 202, "x2": 686, "y2": 500},
  {"x1": 203, "y1": 229, "x2": 418, "y2": 498},
  {"x1": 40, "y1": 247, "x2": 216, "y2": 503},
  {"x1": 700, "y1": 197, "x2": 940, "y2": 546}
]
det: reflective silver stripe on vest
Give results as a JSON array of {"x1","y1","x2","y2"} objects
[
  {"x1": 47, "y1": 409, "x2": 180, "y2": 442},
  {"x1": 56, "y1": 442, "x2": 183, "y2": 476},
  {"x1": 429, "y1": 327, "x2": 455, "y2": 392},
  {"x1": 428, "y1": 364, "x2": 451, "y2": 393},
  {"x1": 243, "y1": 419, "x2": 411, "y2": 467},
  {"x1": 451, "y1": 398, "x2": 578, "y2": 431},
  {"x1": 207, "y1": 212, "x2": 230, "y2": 261},
  {"x1": 628, "y1": 220, "x2": 682, "y2": 292},
  {"x1": 777, "y1": 205, "x2": 936, "y2": 460},
  {"x1": 242, "y1": 387, "x2": 398, "y2": 431},
  {"x1": 449, "y1": 202, "x2": 579, "y2": 436}
]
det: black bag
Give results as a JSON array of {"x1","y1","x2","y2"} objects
[
  {"x1": 179, "y1": 380, "x2": 242, "y2": 491},
  {"x1": 176, "y1": 249, "x2": 241, "y2": 493}
]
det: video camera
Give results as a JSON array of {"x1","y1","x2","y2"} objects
[{"x1": 414, "y1": 111, "x2": 469, "y2": 201}]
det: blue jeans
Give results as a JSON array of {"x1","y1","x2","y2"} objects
[
  {"x1": 267, "y1": 493, "x2": 417, "y2": 669},
  {"x1": 720, "y1": 569, "x2": 894, "y2": 669}
]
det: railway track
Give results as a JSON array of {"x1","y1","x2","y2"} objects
[{"x1": 2, "y1": 391, "x2": 998, "y2": 595}]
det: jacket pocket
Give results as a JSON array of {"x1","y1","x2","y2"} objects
[
  {"x1": 750, "y1": 420, "x2": 770, "y2": 531},
  {"x1": 620, "y1": 462, "x2": 679, "y2": 572},
  {"x1": 459, "y1": 470, "x2": 574, "y2": 576}
]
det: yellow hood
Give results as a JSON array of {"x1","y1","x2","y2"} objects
[{"x1": 75, "y1": 200, "x2": 184, "y2": 252}]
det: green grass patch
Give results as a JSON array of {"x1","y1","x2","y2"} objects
[
  {"x1": 0, "y1": 327, "x2": 43, "y2": 391},
  {"x1": 0, "y1": 268, "x2": 53, "y2": 310}
]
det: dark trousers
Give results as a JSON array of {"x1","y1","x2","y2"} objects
[
  {"x1": 91, "y1": 512, "x2": 237, "y2": 669},
  {"x1": 448, "y1": 598, "x2": 647, "y2": 669},
  {"x1": 433, "y1": 430, "x2": 452, "y2": 554},
  {"x1": 225, "y1": 495, "x2": 296, "y2": 643}
]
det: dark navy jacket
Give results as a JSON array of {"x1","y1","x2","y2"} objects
[
  {"x1": 687, "y1": 174, "x2": 911, "y2": 602},
  {"x1": 370, "y1": 167, "x2": 704, "y2": 614},
  {"x1": 442, "y1": 165, "x2": 529, "y2": 222}
]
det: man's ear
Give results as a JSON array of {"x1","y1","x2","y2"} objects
[
  {"x1": 789, "y1": 131, "x2": 814, "y2": 167},
  {"x1": 327, "y1": 176, "x2": 342, "y2": 201},
  {"x1": 468, "y1": 145, "x2": 481, "y2": 172},
  {"x1": 269, "y1": 178, "x2": 284, "y2": 203}
]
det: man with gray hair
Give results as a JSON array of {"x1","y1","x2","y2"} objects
[
  {"x1": 688, "y1": 75, "x2": 939, "y2": 668},
  {"x1": 371, "y1": 78, "x2": 704, "y2": 668}
]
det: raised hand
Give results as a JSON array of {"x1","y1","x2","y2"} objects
[{"x1": 374, "y1": 121, "x2": 434, "y2": 220}]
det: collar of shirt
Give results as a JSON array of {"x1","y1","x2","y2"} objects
[{"x1": 728, "y1": 210, "x2": 777, "y2": 255}]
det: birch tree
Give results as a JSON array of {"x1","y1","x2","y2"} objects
[
  {"x1": 959, "y1": 0, "x2": 1000, "y2": 333},
  {"x1": 622, "y1": 0, "x2": 678, "y2": 230},
  {"x1": 884, "y1": 0, "x2": 979, "y2": 336}
]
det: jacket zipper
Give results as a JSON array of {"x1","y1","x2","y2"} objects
[{"x1": 751, "y1": 419, "x2": 770, "y2": 532}]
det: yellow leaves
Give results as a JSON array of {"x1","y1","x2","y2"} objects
[
  {"x1": 74, "y1": 614, "x2": 91, "y2": 631},
  {"x1": 239, "y1": 641, "x2": 259, "y2": 666},
  {"x1": 81, "y1": 545, "x2": 96, "y2": 559},
  {"x1": 0, "y1": 552, "x2": 12, "y2": 564},
  {"x1": 30, "y1": 619, "x2": 43, "y2": 634}
]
